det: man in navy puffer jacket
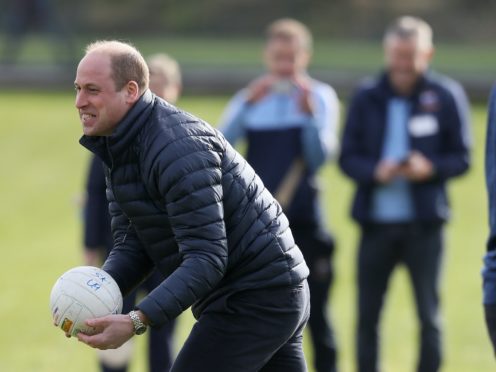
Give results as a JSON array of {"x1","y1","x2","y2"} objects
[{"x1": 73, "y1": 40, "x2": 310, "y2": 372}]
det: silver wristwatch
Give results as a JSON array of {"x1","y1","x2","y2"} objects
[{"x1": 129, "y1": 310, "x2": 147, "y2": 335}]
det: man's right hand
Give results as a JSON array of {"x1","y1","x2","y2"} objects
[
  {"x1": 84, "y1": 248, "x2": 104, "y2": 267},
  {"x1": 77, "y1": 314, "x2": 135, "y2": 350},
  {"x1": 374, "y1": 160, "x2": 401, "y2": 184}
]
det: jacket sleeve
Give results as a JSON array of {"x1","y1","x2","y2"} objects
[
  {"x1": 429, "y1": 81, "x2": 471, "y2": 180},
  {"x1": 483, "y1": 86, "x2": 496, "y2": 306},
  {"x1": 101, "y1": 181, "x2": 155, "y2": 298},
  {"x1": 301, "y1": 84, "x2": 340, "y2": 172},
  {"x1": 218, "y1": 89, "x2": 249, "y2": 145},
  {"x1": 484, "y1": 303, "x2": 496, "y2": 354},
  {"x1": 338, "y1": 89, "x2": 378, "y2": 184},
  {"x1": 136, "y1": 130, "x2": 228, "y2": 326},
  {"x1": 486, "y1": 86, "x2": 496, "y2": 254}
]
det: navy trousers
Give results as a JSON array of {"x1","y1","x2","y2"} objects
[
  {"x1": 171, "y1": 281, "x2": 311, "y2": 372},
  {"x1": 357, "y1": 223, "x2": 444, "y2": 372},
  {"x1": 485, "y1": 304, "x2": 496, "y2": 356},
  {"x1": 292, "y1": 227, "x2": 337, "y2": 372}
]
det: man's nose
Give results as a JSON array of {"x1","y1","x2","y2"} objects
[{"x1": 75, "y1": 91, "x2": 87, "y2": 109}]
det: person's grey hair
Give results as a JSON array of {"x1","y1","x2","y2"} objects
[
  {"x1": 266, "y1": 18, "x2": 313, "y2": 52},
  {"x1": 85, "y1": 40, "x2": 149, "y2": 91},
  {"x1": 383, "y1": 16, "x2": 433, "y2": 51},
  {"x1": 146, "y1": 53, "x2": 182, "y2": 86}
]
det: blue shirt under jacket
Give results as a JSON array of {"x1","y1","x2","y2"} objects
[
  {"x1": 339, "y1": 71, "x2": 471, "y2": 224},
  {"x1": 371, "y1": 98, "x2": 414, "y2": 222}
]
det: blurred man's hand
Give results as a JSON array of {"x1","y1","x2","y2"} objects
[
  {"x1": 400, "y1": 151, "x2": 434, "y2": 182},
  {"x1": 294, "y1": 76, "x2": 314, "y2": 114},
  {"x1": 246, "y1": 75, "x2": 276, "y2": 103},
  {"x1": 84, "y1": 248, "x2": 104, "y2": 267},
  {"x1": 375, "y1": 160, "x2": 402, "y2": 184}
]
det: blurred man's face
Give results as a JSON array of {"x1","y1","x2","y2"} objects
[
  {"x1": 384, "y1": 36, "x2": 433, "y2": 95},
  {"x1": 264, "y1": 37, "x2": 310, "y2": 78},
  {"x1": 149, "y1": 73, "x2": 180, "y2": 104},
  {"x1": 74, "y1": 52, "x2": 130, "y2": 136}
]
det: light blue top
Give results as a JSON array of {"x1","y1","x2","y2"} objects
[{"x1": 371, "y1": 98, "x2": 414, "y2": 222}]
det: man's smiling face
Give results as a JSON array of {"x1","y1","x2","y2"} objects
[{"x1": 74, "y1": 52, "x2": 129, "y2": 136}]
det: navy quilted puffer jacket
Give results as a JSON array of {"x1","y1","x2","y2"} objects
[{"x1": 80, "y1": 90, "x2": 309, "y2": 327}]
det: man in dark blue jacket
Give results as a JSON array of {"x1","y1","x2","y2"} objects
[
  {"x1": 70, "y1": 40, "x2": 310, "y2": 372},
  {"x1": 484, "y1": 85, "x2": 496, "y2": 355},
  {"x1": 339, "y1": 16, "x2": 471, "y2": 372}
]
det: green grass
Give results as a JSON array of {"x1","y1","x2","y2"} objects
[{"x1": 0, "y1": 91, "x2": 493, "y2": 371}]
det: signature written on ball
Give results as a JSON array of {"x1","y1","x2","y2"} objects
[{"x1": 86, "y1": 270, "x2": 110, "y2": 290}]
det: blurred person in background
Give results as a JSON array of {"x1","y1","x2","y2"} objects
[
  {"x1": 83, "y1": 52, "x2": 182, "y2": 372},
  {"x1": 339, "y1": 16, "x2": 471, "y2": 372},
  {"x1": 483, "y1": 85, "x2": 496, "y2": 356},
  {"x1": 219, "y1": 18, "x2": 340, "y2": 372},
  {"x1": 0, "y1": 0, "x2": 75, "y2": 65}
]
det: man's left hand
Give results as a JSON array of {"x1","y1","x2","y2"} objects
[
  {"x1": 400, "y1": 151, "x2": 435, "y2": 182},
  {"x1": 294, "y1": 76, "x2": 314, "y2": 114}
]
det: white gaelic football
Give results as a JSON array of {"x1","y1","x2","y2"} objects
[{"x1": 50, "y1": 266, "x2": 123, "y2": 337}]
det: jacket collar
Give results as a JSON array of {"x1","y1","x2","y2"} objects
[
  {"x1": 377, "y1": 70, "x2": 430, "y2": 101},
  {"x1": 79, "y1": 89, "x2": 156, "y2": 166}
]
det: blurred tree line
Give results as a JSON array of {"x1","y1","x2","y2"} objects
[
  {"x1": 0, "y1": 0, "x2": 494, "y2": 98},
  {"x1": 45, "y1": 0, "x2": 496, "y2": 42}
]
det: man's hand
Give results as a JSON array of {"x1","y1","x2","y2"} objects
[
  {"x1": 83, "y1": 249, "x2": 104, "y2": 267},
  {"x1": 400, "y1": 151, "x2": 434, "y2": 182},
  {"x1": 246, "y1": 75, "x2": 276, "y2": 103},
  {"x1": 294, "y1": 76, "x2": 314, "y2": 114},
  {"x1": 375, "y1": 160, "x2": 402, "y2": 184},
  {"x1": 76, "y1": 314, "x2": 135, "y2": 350}
]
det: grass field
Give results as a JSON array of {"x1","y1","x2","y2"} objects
[
  {"x1": 0, "y1": 90, "x2": 494, "y2": 372},
  {"x1": 5, "y1": 34, "x2": 496, "y2": 77}
]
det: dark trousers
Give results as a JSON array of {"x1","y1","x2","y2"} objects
[
  {"x1": 292, "y1": 227, "x2": 337, "y2": 372},
  {"x1": 484, "y1": 304, "x2": 496, "y2": 356},
  {"x1": 102, "y1": 270, "x2": 175, "y2": 372},
  {"x1": 357, "y1": 223, "x2": 443, "y2": 372},
  {"x1": 171, "y1": 281, "x2": 310, "y2": 372}
]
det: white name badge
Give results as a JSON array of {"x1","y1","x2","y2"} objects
[{"x1": 409, "y1": 115, "x2": 439, "y2": 137}]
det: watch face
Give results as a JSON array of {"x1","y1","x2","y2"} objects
[{"x1": 135, "y1": 325, "x2": 147, "y2": 335}]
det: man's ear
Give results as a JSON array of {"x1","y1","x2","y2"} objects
[
  {"x1": 426, "y1": 47, "x2": 435, "y2": 63},
  {"x1": 125, "y1": 81, "x2": 140, "y2": 104}
]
